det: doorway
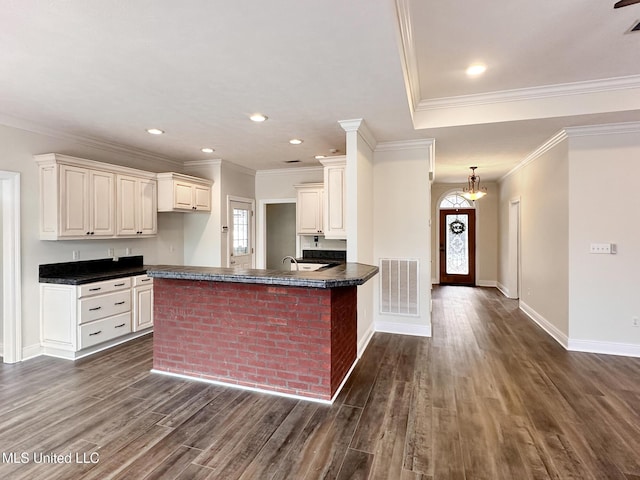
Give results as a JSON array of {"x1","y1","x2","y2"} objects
[
  {"x1": 229, "y1": 198, "x2": 255, "y2": 269},
  {"x1": 265, "y1": 203, "x2": 296, "y2": 271},
  {"x1": 439, "y1": 208, "x2": 476, "y2": 286}
]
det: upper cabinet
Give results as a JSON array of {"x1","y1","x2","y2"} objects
[
  {"x1": 295, "y1": 183, "x2": 324, "y2": 235},
  {"x1": 35, "y1": 153, "x2": 157, "y2": 240},
  {"x1": 320, "y1": 156, "x2": 346, "y2": 240},
  {"x1": 116, "y1": 175, "x2": 157, "y2": 236},
  {"x1": 157, "y1": 172, "x2": 213, "y2": 212}
]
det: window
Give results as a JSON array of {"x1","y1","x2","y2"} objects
[
  {"x1": 440, "y1": 193, "x2": 473, "y2": 209},
  {"x1": 233, "y1": 207, "x2": 249, "y2": 255}
]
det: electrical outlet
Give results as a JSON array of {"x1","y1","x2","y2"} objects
[
  {"x1": 107, "y1": 248, "x2": 115, "y2": 257},
  {"x1": 633, "y1": 316, "x2": 639, "y2": 327},
  {"x1": 125, "y1": 247, "x2": 132, "y2": 255},
  {"x1": 72, "y1": 250, "x2": 79, "y2": 260}
]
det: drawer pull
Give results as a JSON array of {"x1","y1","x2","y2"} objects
[
  {"x1": 114, "y1": 283, "x2": 126, "y2": 287},
  {"x1": 114, "y1": 301, "x2": 126, "y2": 305},
  {"x1": 89, "y1": 306, "x2": 102, "y2": 311},
  {"x1": 140, "y1": 278, "x2": 151, "y2": 282},
  {"x1": 114, "y1": 323, "x2": 127, "y2": 328},
  {"x1": 89, "y1": 287, "x2": 101, "y2": 292},
  {"x1": 88, "y1": 330, "x2": 102, "y2": 336}
]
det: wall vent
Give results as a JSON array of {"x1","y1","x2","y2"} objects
[{"x1": 379, "y1": 258, "x2": 419, "y2": 316}]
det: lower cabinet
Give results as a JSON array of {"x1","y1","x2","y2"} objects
[{"x1": 40, "y1": 274, "x2": 153, "y2": 359}]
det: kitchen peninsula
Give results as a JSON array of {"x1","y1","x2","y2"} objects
[{"x1": 146, "y1": 263, "x2": 377, "y2": 402}]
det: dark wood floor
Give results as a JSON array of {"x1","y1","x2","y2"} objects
[{"x1": 1, "y1": 286, "x2": 640, "y2": 479}]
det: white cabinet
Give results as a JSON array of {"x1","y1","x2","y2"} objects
[
  {"x1": 320, "y1": 156, "x2": 346, "y2": 240},
  {"x1": 40, "y1": 275, "x2": 153, "y2": 359},
  {"x1": 295, "y1": 183, "x2": 324, "y2": 235},
  {"x1": 116, "y1": 175, "x2": 157, "y2": 236},
  {"x1": 50, "y1": 163, "x2": 115, "y2": 238},
  {"x1": 157, "y1": 172, "x2": 213, "y2": 212},
  {"x1": 35, "y1": 153, "x2": 158, "y2": 240},
  {"x1": 133, "y1": 275, "x2": 154, "y2": 331}
]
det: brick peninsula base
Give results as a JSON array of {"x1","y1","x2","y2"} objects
[{"x1": 152, "y1": 278, "x2": 357, "y2": 401}]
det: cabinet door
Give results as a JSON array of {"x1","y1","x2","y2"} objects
[
  {"x1": 90, "y1": 170, "x2": 115, "y2": 236},
  {"x1": 297, "y1": 188, "x2": 323, "y2": 234},
  {"x1": 116, "y1": 175, "x2": 139, "y2": 236},
  {"x1": 133, "y1": 285, "x2": 153, "y2": 331},
  {"x1": 138, "y1": 178, "x2": 157, "y2": 234},
  {"x1": 174, "y1": 181, "x2": 194, "y2": 210},
  {"x1": 324, "y1": 164, "x2": 346, "y2": 239},
  {"x1": 193, "y1": 184, "x2": 211, "y2": 211},
  {"x1": 59, "y1": 165, "x2": 90, "y2": 237}
]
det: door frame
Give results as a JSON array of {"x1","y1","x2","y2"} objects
[
  {"x1": 226, "y1": 195, "x2": 256, "y2": 268},
  {"x1": 439, "y1": 208, "x2": 476, "y2": 285},
  {"x1": 256, "y1": 198, "x2": 299, "y2": 269},
  {"x1": 1, "y1": 171, "x2": 22, "y2": 363},
  {"x1": 506, "y1": 197, "x2": 521, "y2": 299}
]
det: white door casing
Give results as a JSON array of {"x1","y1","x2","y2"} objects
[{"x1": 228, "y1": 197, "x2": 255, "y2": 269}]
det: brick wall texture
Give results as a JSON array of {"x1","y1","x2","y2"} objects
[{"x1": 153, "y1": 279, "x2": 357, "y2": 401}]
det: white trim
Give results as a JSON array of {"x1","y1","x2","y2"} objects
[
  {"x1": 151, "y1": 359, "x2": 358, "y2": 405},
  {"x1": 1, "y1": 171, "x2": 21, "y2": 363},
  {"x1": 567, "y1": 339, "x2": 640, "y2": 358},
  {"x1": 41, "y1": 330, "x2": 153, "y2": 360},
  {"x1": 418, "y1": 74, "x2": 640, "y2": 111},
  {"x1": 185, "y1": 159, "x2": 256, "y2": 177},
  {"x1": 476, "y1": 280, "x2": 497, "y2": 288},
  {"x1": 338, "y1": 118, "x2": 377, "y2": 151},
  {"x1": 34, "y1": 153, "x2": 159, "y2": 179},
  {"x1": 255, "y1": 166, "x2": 324, "y2": 177},
  {"x1": 519, "y1": 301, "x2": 569, "y2": 349},
  {"x1": 375, "y1": 139, "x2": 435, "y2": 152},
  {"x1": 375, "y1": 321, "x2": 431, "y2": 337},
  {"x1": 496, "y1": 282, "x2": 511, "y2": 298},
  {"x1": 500, "y1": 130, "x2": 568, "y2": 182},
  {"x1": 227, "y1": 195, "x2": 256, "y2": 268},
  {"x1": 393, "y1": 0, "x2": 421, "y2": 115},
  {"x1": 357, "y1": 323, "x2": 375, "y2": 357},
  {"x1": 22, "y1": 344, "x2": 43, "y2": 361},
  {"x1": 564, "y1": 120, "x2": 640, "y2": 137},
  {"x1": 0, "y1": 113, "x2": 182, "y2": 169},
  {"x1": 431, "y1": 278, "x2": 438, "y2": 285}
]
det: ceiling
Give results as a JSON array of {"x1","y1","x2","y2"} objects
[{"x1": 1, "y1": 0, "x2": 640, "y2": 182}]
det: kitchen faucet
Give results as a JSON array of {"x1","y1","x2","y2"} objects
[{"x1": 282, "y1": 255, "x2": 299, "y2": 271}]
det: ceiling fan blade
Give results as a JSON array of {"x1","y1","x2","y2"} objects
[{"x1": 615, "y1": 0, "x2": 640, "y2": 8}]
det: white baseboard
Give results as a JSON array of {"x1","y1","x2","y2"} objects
[
  {"x1": 519, "y1": 301, "x2": 569, "y2": 349},
  {"x1": 496, "y1": 282, "x2": 510, "y2": 297},
  {"x1": 477, "y1": 280, "x2": 497, "y2": 288},
  {"x1": 431, "y1": 278, "x2": 438, "y2": 285},
  {"x1": 357, "y1": 324, "x2": 375, "y2": 358},
  {"x1": 22, "y1": 344, "x2": 43, "y2": 361},
  {"x1": 375, "y1": 320, "x2": 432, "y2": 337},
  {"x1": 568, "y1": 339, "x2": 640, "y2": 358}
]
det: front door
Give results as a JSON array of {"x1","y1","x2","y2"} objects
[
  {"x1": 229, "y1": 199, "x2": 254, "y2": 269},
  {"x1": 439, "y1": 208, "x2": 476, "y2": 286}
]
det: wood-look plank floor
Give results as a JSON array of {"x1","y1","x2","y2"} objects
[{"x1": 1, "y1": 286, "x2": 639, "y2": 479}]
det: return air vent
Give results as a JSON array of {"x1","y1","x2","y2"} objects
[
  {"x1": 626, "y1": 20, "x2": 640, "y2": 33},
  {"x1": 379, "y1": 258, "x2": 419, "y2": 316}
]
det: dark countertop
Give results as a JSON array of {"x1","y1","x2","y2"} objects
[
  {"x1": 146, "y1": 262, "x2": 378, "y2": 288},
  {"x1": 39, "y1": 256, "x2": 148, "y2": 285}
]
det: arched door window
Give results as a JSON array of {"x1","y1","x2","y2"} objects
[{"x1": 438, "y1": 192, "x2": 476, "y2": 285}]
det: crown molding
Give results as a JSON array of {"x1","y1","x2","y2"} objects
[
  {"x1": 375, "y1": 138, "x2": 435, "y2": 152},
  {"x1": 255, "y1": 166, "x2": 323, "y2": 177},
  {"x1": 185, "y1": 159, "x2": 256, "y2": 177},
  {"x1": 418, "y1": 74, "x2": 640, "y2": 111},
  {"x1": 393, "y1": 0, "x2": 421, "y2": 116},
  {"x1": 0, "y1": 112, "x2": 183, "y2": 169},
  {"x1": 339, "y1": 118, "x2": 377, "y2": 151},
  {"x1": 499, "y1": 130, "x2": 568, "y2": 182},
  {"x1": 564, "y1": 121, "x2": 640, "y2": 137}
]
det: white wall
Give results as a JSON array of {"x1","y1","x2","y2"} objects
[
  {"x1": 183, "y1": 160, "x2": 255, "y2": 267},
  {"x1": 498, "y1": 136, "x2": 570, "y2": 340},
  {"x1": 373, "y1": 142, "x2": 433, "y2": 336},
  {"x1": 567, "y1": 128, "x2": 640, "y2": 351},
  {"x1": 431, "y1": 182, "x2": 498, "y2": 286},
  {"x1": 0, "y1": 123, "x2": 185, "y2": 357}
]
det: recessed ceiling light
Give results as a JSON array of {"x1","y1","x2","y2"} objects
[
  {"x1": 466, "y1": 64, "x2": 487, "y2": 77},
  {"x1": 289, "y1": 138, "x2": 303, "y2": 145},
  {"x1": 201, "y1": 147, "x2": 215, "y2": 153},
  {"x1": 146, "y1": 128, "x2": 165, "y2": 135},
  {"x1": 249, "y1": 113, "x2": 268, "y2": 122}
]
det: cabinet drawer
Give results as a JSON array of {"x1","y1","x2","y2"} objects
[
  {"x1": 79, "y1": 277, "x2": 132, "y2": 298},
  {"x1": 133, "y1": 274, "x2": 153, "y2": 287},
  {"x1": 79, "y1": 312, "x2": 131, "y2": 349},
  {"x1": 79, "y1": 290, "x2": 131, "y2": 324}
]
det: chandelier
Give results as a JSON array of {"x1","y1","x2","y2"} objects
[{"x1": 461, "y1": 166, "x2": 487, "y2": 201}]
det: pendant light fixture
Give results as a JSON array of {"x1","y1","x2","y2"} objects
[{"x1": 461, "y1": 166, "x2": 487, "y2": 201}]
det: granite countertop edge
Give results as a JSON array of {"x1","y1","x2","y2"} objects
[
  {"x1": 39, "y1": 267, "x2": 149, "y2": 285},
  {"x1": 146, "y1": 263, "x2": 378, "y2": 288}
]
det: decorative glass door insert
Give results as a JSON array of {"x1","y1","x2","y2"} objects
[{"x1": 439, "y1": 208, "x2": 476, "y2": 285}]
